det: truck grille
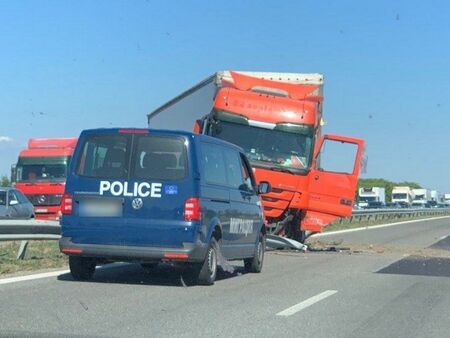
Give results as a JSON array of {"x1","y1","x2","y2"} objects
[
  {"x1": 261, "y1": 188, "x2": 294, "y2": 219},
  {"x1": 26, "y1": 194, "x2": 62, "y2": 206}
]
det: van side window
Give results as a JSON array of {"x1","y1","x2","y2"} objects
[
  {"x1": 240, "y1": 154, "x2": 255, "y2": 193},
  {"x1": 223, "y1": 148, "x2": 244, "y2": 189},
  {"x1": 201, "y1": 143, "x2": 227, "y2": 186},
  {"x1": 132, "y1": 136, "x2": 187, "y2": 180},
  {"x1": 77, "y1": 135, "x2": 128, "y2": 178}
]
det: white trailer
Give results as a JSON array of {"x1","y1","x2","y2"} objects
[
  {"x1": 430, "y1": 190, "x2": 442, "y2": 206},
  {"x1": 412, "y1": 188, "x2": 431, "y2": 207},
  {"x1": 444, "y1": 193, "x2": 450, "y2": 206},
  {"x1": 391, "y1": 186, "x2": 414, "y2": 207},
  {"x1": 358, "y1": 187, "x2": 385, "y2": 208}
]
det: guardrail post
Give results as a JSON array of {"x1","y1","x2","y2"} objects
[{"x1": 16, "y1": 240, "x2": 29, "y2": 260}]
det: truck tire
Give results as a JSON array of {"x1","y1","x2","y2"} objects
[
  {"x1": 69, "y1": 256, "x2": 96, "y2": 281},
  {"x1": 196, "y1": 238, "x2": 218, "y2": 285},
  {"x1": 244, "y1": 232, "x2": 265, "y2": 273}
]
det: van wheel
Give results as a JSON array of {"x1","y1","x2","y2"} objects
[
  {"x1": 69, "y1": 256, "x2": 96, "y2": 281},
  {"x1": 244, "y1": 232, "x2": 265, "y2": 273},
  {"x1": 196, "y1": 238, "x2": 218, "y2": 285}
]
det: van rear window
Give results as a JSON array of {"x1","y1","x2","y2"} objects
[
  {"x1": 77, "y1": 135, "x2": 129, "y2": 179},
  {"x1": 76, "y1": 134, "x2": 187, "y2": 180},
  {"x1": 132, "y1": 136, "x2": 187, "y2": 180}
]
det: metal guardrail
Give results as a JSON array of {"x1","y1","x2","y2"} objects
[
  {"x1": 345, "y1": 207, "x2": 450, "y2": 224},
  {"x1": 0, "y1": 219, "x2": 60, "y2": 259},
  {"x1": 1, "y1": 208, "x2": 450, "y2": 259}
]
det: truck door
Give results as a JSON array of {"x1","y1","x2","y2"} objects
[{"x1": 307, "y1": 134, "x2": 365, "y2": 219}]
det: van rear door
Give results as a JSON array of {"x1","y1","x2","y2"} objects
[
  {"x1": 69, "y1": 130, "x2": 197, "y2": 248},
  {"x1": 123, "y1": 133, "x2": 196, "y2": 247}
]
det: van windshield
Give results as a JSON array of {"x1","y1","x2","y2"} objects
[{"x1": 76, "y1": 133, "x2": 187, "y2": 180}]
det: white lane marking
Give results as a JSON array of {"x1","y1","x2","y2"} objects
[
  {"x1": 276, "y1": 290, "x2": 338, "y2": 317},
  {"x1": 0, "y1": 262, "x2": 132, "y2": 287},
  {"x1": 0, "y1": 269, "x2": 70, "y2": 286},
  {"x1": 313, "y1": 216, "x2": 450, "y2": 238}
]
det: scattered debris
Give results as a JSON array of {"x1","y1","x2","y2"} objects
[{"x1": 266, "y1": 235, "x2": 308, "y2": 251}]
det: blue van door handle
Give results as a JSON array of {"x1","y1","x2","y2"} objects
[{"x1": 211, "y1": 198, "x2": 230, "y2": 204}]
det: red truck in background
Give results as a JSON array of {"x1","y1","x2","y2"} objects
[
  {"x1": 148, "y1": 71, "x2": 365, "y2": 242},
  {"x1": 12, "y1": 138, "x2": 77, "y2": 220}
]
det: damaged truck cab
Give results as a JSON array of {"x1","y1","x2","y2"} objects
[{"x1": 147, "y1": 71, "x2": 365, "y2": 242}]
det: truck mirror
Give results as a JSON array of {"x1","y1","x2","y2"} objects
[
  {"x1": 193, "y1": 120, "x2": 202, "y2": 134},
  {"x1": 258, "y1": 181, "x2": 271, "y2": 194},
  {"x1": 9, "y1": 200, "x2": 19, "y2": 206}
]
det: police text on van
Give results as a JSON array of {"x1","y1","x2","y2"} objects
[{"x1": 99, "y1": 181, "x2": 162, "y2": 198}]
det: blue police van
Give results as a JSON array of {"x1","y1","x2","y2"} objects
[{"x1": 60, "y1": 128, "x2": 271, "y2": 285}]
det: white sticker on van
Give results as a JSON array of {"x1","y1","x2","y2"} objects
[
  {"x1": 99, "y1": 181, "x2": 162, "y2": 198},
  {"x1": 229, "y1": 218, "x2": 254, "y2": 236}
]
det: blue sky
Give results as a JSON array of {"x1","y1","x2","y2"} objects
[{"x1": 1, "y1": 0, "x2": 449, "y2": 191}]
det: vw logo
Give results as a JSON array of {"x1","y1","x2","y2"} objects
[{"x1": 132, "y1": 198, "x2": 143, "y2": 210}]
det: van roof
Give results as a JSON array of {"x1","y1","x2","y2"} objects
[{"x1": 79, "y1": 128, "x2": 245, "y2": 153}]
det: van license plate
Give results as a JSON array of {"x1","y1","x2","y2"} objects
[{"x1": 79, "y1": 199, "x2": 122, "y2": 217}]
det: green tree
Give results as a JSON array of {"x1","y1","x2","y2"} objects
[{"x1": 0, "y1": 175, "x2": 11, "y2": 187}]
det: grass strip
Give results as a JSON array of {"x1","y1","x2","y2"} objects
[{"x1": 0, "y1": 240, "x2": 67, "y2": 275}]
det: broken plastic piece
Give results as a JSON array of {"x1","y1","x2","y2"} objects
[{"x1": 266, "y1": 234, "x2": 308, "y2": 251}]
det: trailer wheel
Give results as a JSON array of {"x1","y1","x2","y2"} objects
[
  {"x1": 244, "y1": 232, "x2": 265, "y2": 273},
  {"x1": 69, "y1": 256, "x2": 96, "y2": 281}
]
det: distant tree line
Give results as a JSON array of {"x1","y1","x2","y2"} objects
[{"x1": 356, "y1": 178, "x2": 422, "y2": 202}]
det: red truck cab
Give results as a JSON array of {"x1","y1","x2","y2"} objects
[
  {"x1": 13, "y1": 138, "x2": 77, "y2": 220},
  {"x1": 148, "y1": 71, "x2": 365, "y2": 242}
]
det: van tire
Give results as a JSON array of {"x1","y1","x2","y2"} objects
[
  {"x1": 196, "y1": 238, "x2": 218, "y2": 285},
  {"x1": 69, "y1": 256, "x2": 96, "y2": 281},
  {"x1": 244, "y1": 232, "x2": 265, "y2": 273}
]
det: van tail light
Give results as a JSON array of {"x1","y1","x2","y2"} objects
[
  {"x1": 61, "y1": 248, "x2": 82, "y2": 255},
  {"x1": 184, "y1": 197, "x2": 201, "y2": 221},
  {"x1": 61, "y1": 193, "x2": 73, "y2": 215},
  {"x1": 164, "y1": 253, "x2": 189, "y2": 260}
]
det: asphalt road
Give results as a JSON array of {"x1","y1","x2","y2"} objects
[{"x1": 1, "y1": 217, "x2": 450, "y2": 338}]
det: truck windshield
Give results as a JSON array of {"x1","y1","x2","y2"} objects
[
  {"x1": 211, "y1": 119, "x2": 313, "y2": 172},
  {"x1": 393, "y1": 193, "x2": 407, "y2": 199},
  {"x1": 16, "y1": 156, "x2": 70, "y2": 182},
  {"x1": 360, "y1": 196, "x2": 376, "y2": 202}
]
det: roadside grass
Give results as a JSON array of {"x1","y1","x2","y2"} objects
[
  {"x1": 0, "y1": 241, "x2": 67, "y2": 275},
  {"x1": 324, "y1": 214, "x2": 449, "y2": 233}
]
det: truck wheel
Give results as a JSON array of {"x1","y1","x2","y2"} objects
[
  {"x1": 196, "y1": 238, "x2": 218, "y2": 285},
  {"x1": 69, "y1": 256, "x2": 96, "y2": 281},
  {"x1": 244, "y1": 232, "x2": 265, "y2": 273}
]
